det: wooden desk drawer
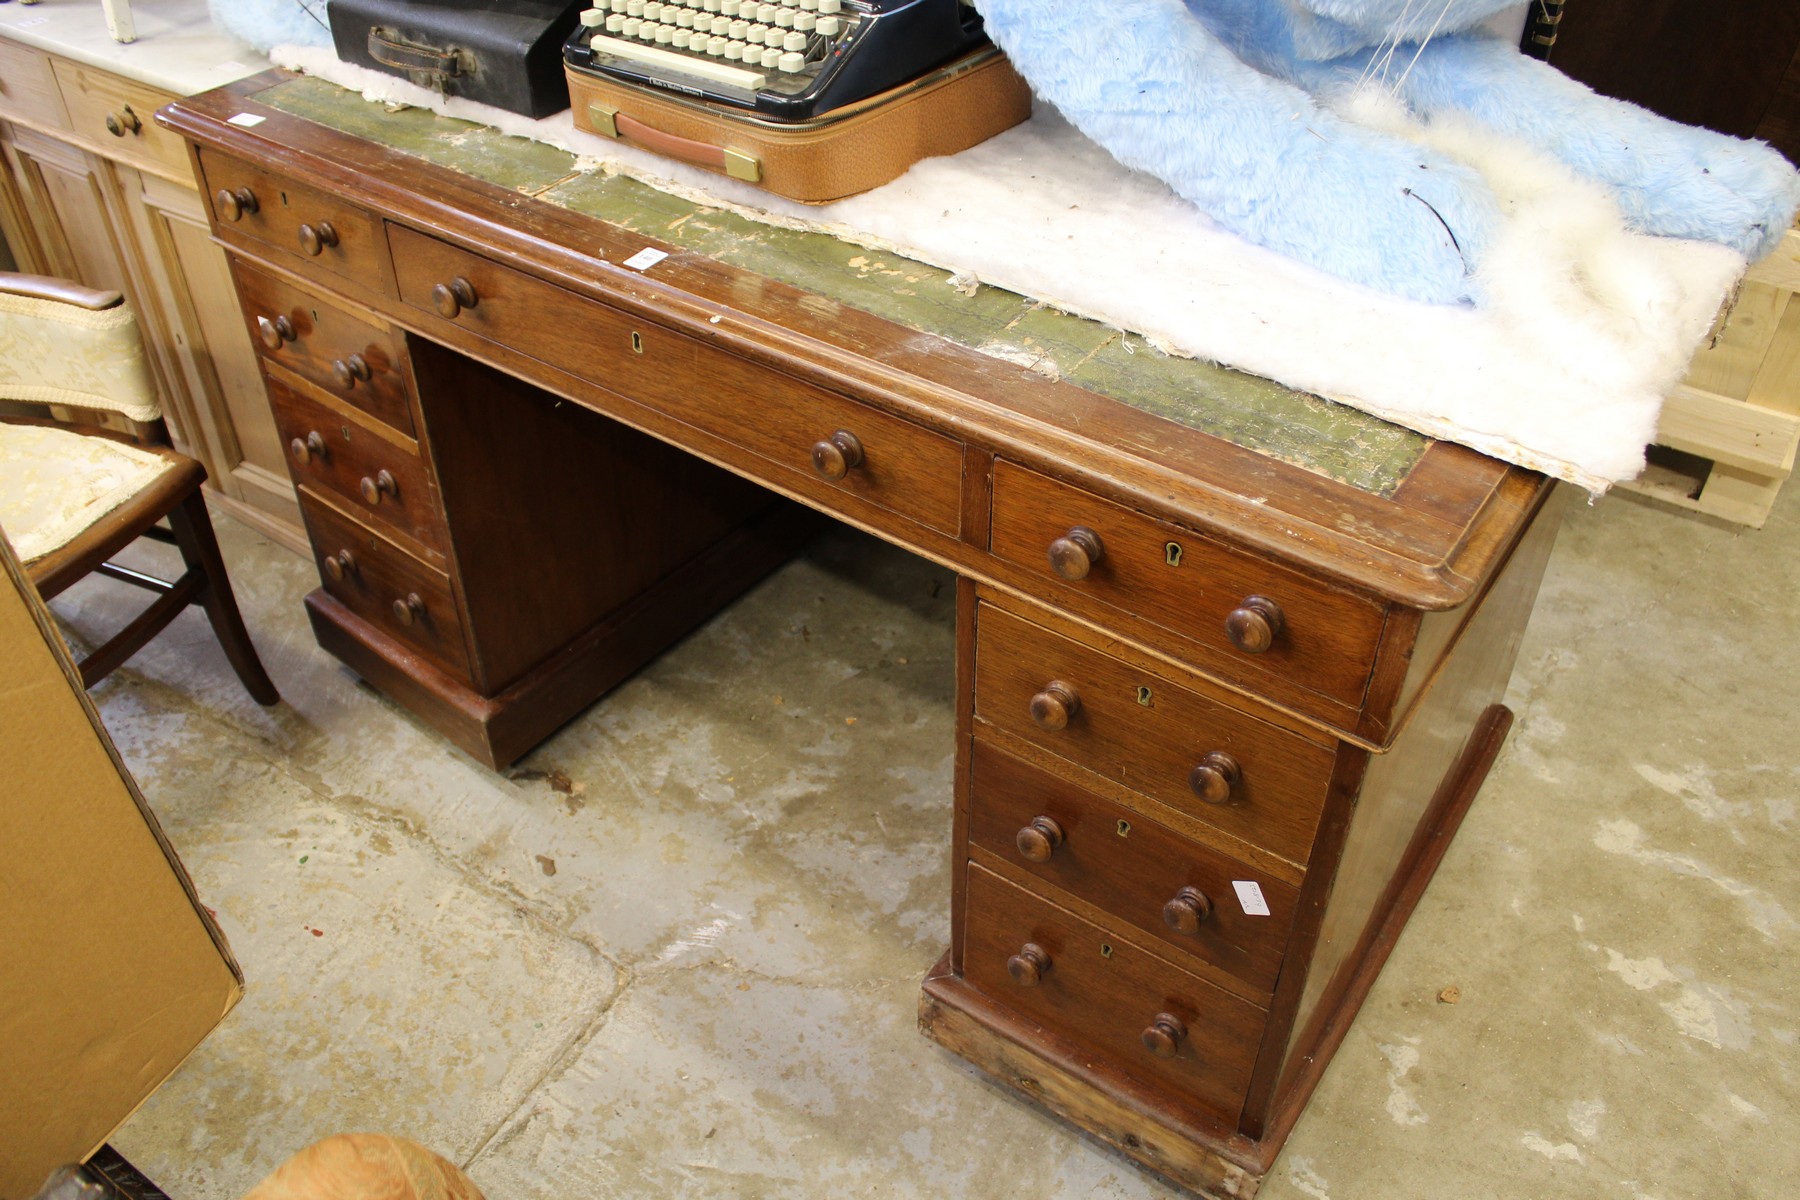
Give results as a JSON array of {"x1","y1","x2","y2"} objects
[
  {"x1": 0, "y1": 41, "x2": 68, "y2": 129},
  {"x1": 198, "y1": 148, "x2": 390, "y2": 295},
  {"x1": 990, "y1": 461, "x2": 1387, "y2": 717},
  {"x1": 50, "y1": 61, "x2": 185, "y2": 178},
  {"x1": 969, "y1": 741, "x2": 1297, "y2": 996},
  {"x1": 962, "y1": 864, "x2": 1264, "y2": 1126},
  {"x1": 299, "y1": 490, "x2": 469, "y2": 682},
  {"x1": 387, "y1": 224, "x2": 964, "y2": 537},
  {"x1": 974, "y1": 601, "x2": 1335, "y2": 868},
  {"x1": 268, "y1": 374, "x2": 446, "y2": 556},
  {"x1": 233, "y1": 258, "x2": 415, "y2": 437}
]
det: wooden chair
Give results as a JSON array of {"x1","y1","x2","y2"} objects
[{"x1": 0, "y1": 271, "x2": 278, "y2": 704}]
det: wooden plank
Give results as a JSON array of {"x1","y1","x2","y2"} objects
[
  {"x1": 1681, "y1": 279, "x2": 1786, "y2": 401},
  {"x1": 1660, "y1": 382, "x2": 1800, "y2": 475},
  {"x1": 1745, "y1": 288, "x2": 1800, "y2": 420},
  {"x1": 1747, "y1": 226, "x2": 1800, "y2": 294}
]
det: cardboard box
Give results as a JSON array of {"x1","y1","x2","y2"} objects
[{"x1": 0, "y1": 533, "x2": 243, "y2": 1198}]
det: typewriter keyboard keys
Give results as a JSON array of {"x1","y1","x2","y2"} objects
[
  {"x1": 817, "y1": 0, "x2": 839, "y2": 12},
  {"x1": 707, "y1": 35, "x2": 729, "y2": 53},
  {"x1": 793, "y1": 11, "x2": 815, "y2": 30},
  {"x1": 606, "y1": 12, "x2": 626, "y2": 30},
  {"x1": 627, "y1": 0, "x2": 645, "y2": 15},
  {"x1": 580, "y1": 8, "x2": 604, "y2": 26},
  {"x1": 774, "y1": 9, "x2": 794, "y2": 27},
  {"x1": 816, "y1": 15, "x2": 840, "y2": 35},
  {"x1": 783, "y1": 30, "x2": 805, "y2": 50},
  {"x1": 721, "y1": 0, "x2": 740, "y2": 13},
  {"x1": 643, "y1": 2, "x2": 662, "y2": 18}
]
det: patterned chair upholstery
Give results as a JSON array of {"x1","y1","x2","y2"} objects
[{"x1": 0, "y1": 272, "x2": 277, "y2": 702}]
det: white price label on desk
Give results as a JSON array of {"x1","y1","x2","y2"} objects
[
  {"x1": 624, "y1": 247, "x2": 669, "y2": 272},
  {"x1": 1233, "y1": 880, "x2": 1271, "y2": 916}
]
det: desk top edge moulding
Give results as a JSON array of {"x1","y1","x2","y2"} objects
[{"x1": 156, "y1": 68, "x2": 1565, "y2": 1200}]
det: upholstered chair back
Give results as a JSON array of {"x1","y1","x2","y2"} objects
[{"x1": 0, "y1": 283, "x2": 160, "y2": 422}]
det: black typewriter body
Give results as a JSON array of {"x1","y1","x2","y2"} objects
[{"x1": 563, "y1": 0, "x2": 990, "y2": 122}]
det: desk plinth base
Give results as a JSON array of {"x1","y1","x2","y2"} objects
[{"x1": 306, "y1": 505, "x2": 816, "y2": 769}]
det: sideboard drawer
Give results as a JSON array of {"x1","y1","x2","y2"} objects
[
  {"x1": 990, "y1": 460, "x2": 1387, "y2": 718},
  {"x1": 387, "y1": 224, "x2": 964, "y2": 537},
  {"x1": 974, "y1": 601, "x2": 1336, "y2": 868},
  {"x1": 51, "y1": 61, "x2": 185, "y2": 179},
  {"x1": 198, "y1": 148, "x2": 390, "y2": 295},
  {"x1": 299, "y1": 490, "x2": 469, "y2": 682},
  {"x1": 962, "y1": 864, "x2": 1265, "y2": 1126},
  {"x1": 267, "y1": 374, "x2": 446, "y2": 556},
  {"x1": 0, "y1": 41, "x2": 68, "y2": 129},
  {"x1": 233, "y1": 258, "x2": 415, "y2": 437},
  {"x1": 968, "y1": 741, "x2": 1297, "y2": 996}
]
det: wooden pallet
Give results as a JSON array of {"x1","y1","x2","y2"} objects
[{"x1": 1623, "y1": 226, "x2": 1800, "y2": 527}]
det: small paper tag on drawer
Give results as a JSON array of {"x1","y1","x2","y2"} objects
[
  {"x1": 624, "y1": 247, "x2": 669, "y2": 271},
  {"x1": 1233, "y1": 881, "x2": 1272, "y2": 917}
]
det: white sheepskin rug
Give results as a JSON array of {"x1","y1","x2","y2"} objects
[{"x1": 274, "y1": 45, "x2": 1748, "y2": 493}]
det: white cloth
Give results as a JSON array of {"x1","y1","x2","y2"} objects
[
  {"x1": 0, "y1": 424, "x2": 175, "y2": 562},
  {"x1": 275, "y1": 47, "x2": 1747, "y2": 493}
]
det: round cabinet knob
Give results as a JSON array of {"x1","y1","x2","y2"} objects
[
  {"x1": 1047, "y1": 526, "x2": 1103, "y2": 581},
  {"x1": 1029, "y1": 681, "x2": 1081, "y2": 732},
  {"x1": 1162, "y1": 886, "x2": 1214, "y2": 936},
  {"x1": 359, "y1": 470, "x2": 399, "y2": 506},
  {"x1": 1014, "y1": 815, "x2": 1065, "y2": 863},
  {"x1": 1187, "y1": 751, "x2": 1242, "y2": 806},
  {"x1": 215, "y1": 186, "x2": 258, "y2": 221},
  {"x1": 809, "y1": 430, "x2": 864, "y2": 480},
  {"x1": 297, "y1": 221, "x2": 339, "y2": 257},
  {"x1": 321, "y1": 550, "x2": 358, "y2": 582},
  {"x1": 1225, "y1": 595, "x2": 1285, "y2": 654},
  {"x1": 432, "y1": 277, "x2": 479, "y2": 319},
  {"x1": 256, "y1": 314, "x2": 296, "y2": 349},
  {"x1": 1141, "y1": 1013, "x2": 1188, "y2": 1059},
  {"x1": 104, "y1": 107, "x2": 141, "y2": 138},
  {"x1": 392, "y1": 593, "x2": 425, "y2": 626},
  {"x1": 289, "y1": 431, "x2": 327, "y2": 465},
  {"x1": 332, "y1": 354, "x2": 372, "y2": 390},
  {"x1": 1006, "y1": 943, "x2": 1052, "y2": 987}
]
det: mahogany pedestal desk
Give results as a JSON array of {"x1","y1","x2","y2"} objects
[{"x1": 161, "y1": 75, "x2": 1565, "y2": 1198}]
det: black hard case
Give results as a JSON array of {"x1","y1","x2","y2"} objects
[{"x1": 329, "y1": 0, "x2": 585, "y2": 118}]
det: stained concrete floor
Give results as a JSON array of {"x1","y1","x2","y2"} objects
[{"x1": 44, "y1": 476, "x2": 1797, "y2": 1199}]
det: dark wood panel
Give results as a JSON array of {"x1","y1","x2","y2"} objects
[
  {"x1": 196, "y1": 144, "x2": 393, "y2": 294},
  {"x1": 973, "y1": 601, "x2": 1337, "y2": 869},
  {"x1": 1551, "y1": 0, "x2": 1800, "y2": 160},
  {"x1": 968, "y1": 740, "x2": 1298, "y2": 996},
  {"x1": 409, "y1": 335, "x2": 782, "y2": 696}
]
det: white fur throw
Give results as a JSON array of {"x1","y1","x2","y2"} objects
[{"x1": 274, "y1": 46, "x2": 1748, "y2": 493}]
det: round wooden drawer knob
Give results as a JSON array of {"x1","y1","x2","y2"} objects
[
  {"x1": 392, "y1": 593, "x2": 425, "y2": 626},
  {"x1": 332, "y1": 354, "x2": 372, "y2": 389},
  {"x1": 1162, "y1": 886, "x2": 1214, "y2": 936},
  {"x1": 289, "y1": 431, "x2": 327, "y2": 465},
  {"x1": 1029, "y1": 681, "x2": 1081, "y2": 732},
  {"x1": 321, "y1": 550, "x2": 358, "y2": 582},
  {"x1": 215, "y1": 186, "x2": 258, "y2": 221},
  {"x1": 104, "y1": 107, "x2": 141, "y2": 138},
  {"x1": 360, "y1": 470, "x2": 399, "y2": 506},
  {"x1": 1047, "y1": 526, "x2": 1103, "y2": 581},
  {"x1": 1225, "y1": 595, "x2": 1285, "y2": 654},
  {"x1": 1141, "y1": 1013, "x2": 1188, "y2": 1059},
  {"x1": 298, "y1": 221, "x2": 339, "y2": 257},
  {"x1": 810, "y1": 430, "x2": 864, "y2": 480},
  {"x1": 1187, "y1": 751, "x2": 1242, "y2": 806},
  {"x1": 256, "y1": 314, "x2": 296, "y2": 349},
  {"x1": 432, "y1": 277, "x2": 479, "y2": 319},
  {"x1": 1006, "y1": 943, "x2": 1052, "y2": 987},
  {"x1": 1015, "y1": 815, "x2": 1065, "y2": 863}
]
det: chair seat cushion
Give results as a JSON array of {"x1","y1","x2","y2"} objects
[{"x1": 0, "y1": 423, "x2": 179, "y2": 562}]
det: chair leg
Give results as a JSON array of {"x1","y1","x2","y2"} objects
[{"x1": 166, "y1": 487, "x2": 280, "y2": 706}]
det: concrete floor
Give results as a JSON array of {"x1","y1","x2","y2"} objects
[{"x1": 49, "y1": 476, "x2": 1797, "y2": 1199}]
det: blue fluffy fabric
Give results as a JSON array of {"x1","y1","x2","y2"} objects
[
  {"x1": 977, "y1": 0, "x2": 1800, "y2": 305},
  {"x1": 209, "y1": 0, "x2": 334, "y2": 53}
]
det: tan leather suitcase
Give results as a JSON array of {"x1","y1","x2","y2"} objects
[{"x1": 566, "y1": 47, "x2": 1032, "y2": 204}]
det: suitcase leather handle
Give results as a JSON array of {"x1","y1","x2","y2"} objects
[
  {"x1": 587, "y1": 104, "x2": 762, "y2": 183},
  {"x1": 368, "y1": 28, "x2": 467, "y2": 78}
]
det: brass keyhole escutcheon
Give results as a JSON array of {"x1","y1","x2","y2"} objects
[
  {"x1": 1100, "y1": 943, "x2": 1114, "y2": 959},
  {"x1": 1165, "y1": 541, "x2": 1184, "y2": 567},
  {"x1": 631, "y1": 331, "x2": 644, "y2": 354},
  {"x1": 1136, "y1": 685, "x2": 1153, "y2": 707},
  {"x1": 1116, "y1": 819, "x2": 1132, "y2": 838}
]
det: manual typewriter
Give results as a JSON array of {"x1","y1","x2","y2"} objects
[{"x1": 562, "y1": 0, "x2": 991, "y2": 122}]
